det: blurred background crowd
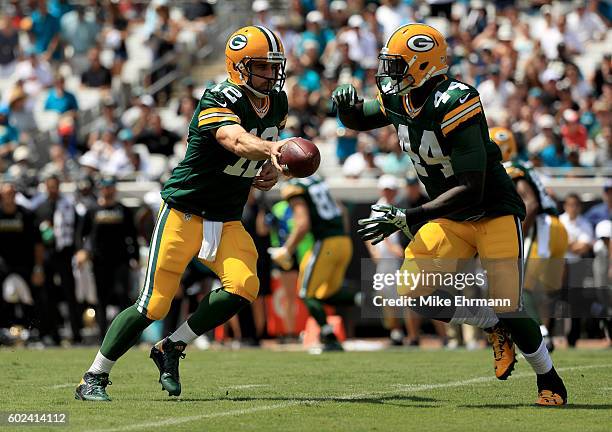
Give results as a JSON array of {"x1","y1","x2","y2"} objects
[{"x1": 0, "y1": 0, "x2": 609, "y2": 350}]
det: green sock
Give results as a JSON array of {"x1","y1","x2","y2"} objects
[
  {"x1": 100, "y1": 305, "x2": 153, "y2": 361},
  {"x1": 522, "y1": 291, "x2": 542, "y2": 324},
  {"x1": 186, "y1": 289, "x2": 249, "y2": 335},
  {"x1": 499, "y1": 314, "x2": 543, "y2": 354},
  {"x1": 324, "y1": 290, "x2": 355, "y2": 306},
  {"x1": 303, "y1": 297, "x2": 328, "y2": 327}
]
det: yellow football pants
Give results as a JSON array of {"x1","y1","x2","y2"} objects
[
  {"x1": 136, "y1": 202, "x2": 259, "y2": 320},
  {"x1": 399, "y1": 215, "x2": 524, "y2": 313},
  {"x1": 524, "y1": 214, "x2": 568, "y2": 292},
  {"x1": 298, "y1": 235, "x2": 353, "y2": 300}
]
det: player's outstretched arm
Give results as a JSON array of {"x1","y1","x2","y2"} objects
[
  {"x1": 216, "y1": 124, "x2": 289, "y2": 169},
  {"x1": 332, "y1": 84, "x2": 390, "y2": 131},
  {"x1": 358, "y1": 171, "x2": 485, "y2": 244},
  {"x1": 358, "y1": 124, "x2": 487, "y2": 245}
]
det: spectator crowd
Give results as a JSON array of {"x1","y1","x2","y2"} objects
[{"x1": 0, "y1": 0, "x2": 609, "y2": 348}]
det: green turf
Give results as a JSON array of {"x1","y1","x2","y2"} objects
[{"x1": 0, "y1": 347, "x2": 610, "y2": 431}]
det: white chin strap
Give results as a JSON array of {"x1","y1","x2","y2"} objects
[
  {"x1": 399, "y1": 65, "x2": 449, "y2": 94},
  {"x1": 243, "y1": 82, "x2": 267, "y2": 98},
  {"x1": 237, "y1": 63, "x2": 269, "y2": 98}
]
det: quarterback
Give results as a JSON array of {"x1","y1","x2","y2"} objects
[
  {"x1": 76, "y1": 25, "x2": 290, "y2": 401},
  {"x1": 332, "y1": 24, "x2": 567, "y2": 405},
  {"x1": 270, "y1": 174, "x2": 353, "y2": 351}
]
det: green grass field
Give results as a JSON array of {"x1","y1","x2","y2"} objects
[{"x1": 1, "y1": 347, "x2": 611, "y2": 431}]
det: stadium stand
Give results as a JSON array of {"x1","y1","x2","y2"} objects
[{"x1": 0, "y1": 0, "x2": 609, "y2": 348}]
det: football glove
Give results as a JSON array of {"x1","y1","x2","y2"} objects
[
  {"x1": 267, "y1": 246, "x2": 294, "y2": 271},
  {"x1": 331, "y1": 84, "x2": 361, "y2": 111},
  {"x1": 358, "y1": 204, "x2": 415, "y2": 245}
]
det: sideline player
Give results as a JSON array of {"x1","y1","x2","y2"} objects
[
  {"x1": 270, "y1": 174, "x2": 353, "y2": 351},
  {"x1": 490, "y1": 127, "x2": 568, "y2": 351}
]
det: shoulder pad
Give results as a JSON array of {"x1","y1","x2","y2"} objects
[
  {"x1": 433, "y1": 80, "x2": 482, "y2": 137},
  {"x1": 197, "y1": 82, "x2": 244, "y2": 129},
  {"x1": 202, "y1": 81, "x2": 245, "y2": 109}
]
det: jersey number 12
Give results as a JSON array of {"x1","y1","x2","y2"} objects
[{"x1": 223, "y1": 126, "x2": 279, "y2": 178}]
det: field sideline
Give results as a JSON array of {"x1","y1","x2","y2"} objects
[{"x1": 1, "y1": 347, "x2": 611, "y2": 431}]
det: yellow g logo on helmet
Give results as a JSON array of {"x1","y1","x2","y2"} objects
[
  {"x1": 489, "y1": 127, "x2": 518, "y2": 162},
  {"x1": 376, "y1": 24, "x2": 448, "y2": 95},
  {"x1": 225, "y1": 26, "x2": 286, "y2": 97}
]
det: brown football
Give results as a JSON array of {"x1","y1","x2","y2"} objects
[{"x1": 278, "y1": 137, "x2": 320, "y2": 178}]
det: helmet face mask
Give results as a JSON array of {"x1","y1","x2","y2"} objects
[
  {"x1": 238, "y1": 56, "x2": 286, "y2": 96},
  {"x1": 376, "y1": 53, "x2": 414, "y2": 95}
]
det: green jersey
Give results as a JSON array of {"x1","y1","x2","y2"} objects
[
  {"x1": 504, "y1": 160, "x2": 558, "y2": 216},
  {"x1": 161, "y1": 80, "x2": 288, "y2": 221},
  {"x1": 281, "y1": 175, "x2": 345, "y2": 240},
  {"x1": 375, "y1": 77, "x2": 525, "y2": 221}
]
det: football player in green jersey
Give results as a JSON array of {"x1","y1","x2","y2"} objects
[
  {"x1": 271, "y1": 175, "x2": 354, "y2": 351},
  {"x1": 332, "y1": 24, "x2": 566, "y2": 405},
  {"x1": 490, "y1": 127, "x2": 568, "y2": 352},
  {"x1": 76, "y1": 25, "x2": 292, "y2": 401}
]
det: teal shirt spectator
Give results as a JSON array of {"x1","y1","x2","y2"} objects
[
  {"x1": 335, "y1": 118, "x2": 357, "y2": 164},
  {"x1": 0, "y1": 124, "x2": 18, "y2": 145},
  {"x1": 298, "y1": 69, "x2": 321, "y2": 92},
  {"x1": 61, "y1": 10, "x2": 99, "y2": 55},
  {"x1": 300, "y1": 0, "x2": 316, "y2": 13},
  {"x1": 49, "y1": 0, "x2": 74, "y2": 18},
  {"x1": 44, "y1": 89, "x2": 79, "y2": 113},
  {"x1": 539, "y1": 144, "x2": 571, "y2": 168},
  {"x1": 299, "y1": 30, "x2": 335, "y2": 57},
  {"x1": 0, "y1": 107, "x2": 18, "y2": 147},
  {"x1": 31, "y1": 10, "x2": 61, "y2": 55},
  {"x1": 580, "y1": 111, "x2": 599, "y2": 138}
]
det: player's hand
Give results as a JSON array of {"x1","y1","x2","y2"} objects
[
  {"x1": 267, "y1": 246, "x2": 294, "y2": 271},
  {"x1": 253, "y1": 160, "x2": 279, "y2": 191},
  {"x1": 357, "y1": 204, "x2": 415, "y2": 245},
  {"x1": 75, "y1": 249, "x2": 89, "y2": 268},
  {"x1": 331, "y1": 84, "x2": 361, "y2": 111},
  {"x1": 269, "y1": 138, "x2": 291, "y2": 174}
]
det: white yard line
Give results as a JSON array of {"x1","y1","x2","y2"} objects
[
  {"x1": 95, "y1": 402, "x2": 304, "y2": 432},
  {"x1": 224, "y1": 384, "x2": 270, "y2": 390},
  {"x1": 49, "y1": 383, "x2": 77, "y2": 389},
  {"x1": 92, "y1": 363, "x2": 611, "y2": 432},
  {"x1": 48, "y1": 383, "x2": 270, "y2": 390}
]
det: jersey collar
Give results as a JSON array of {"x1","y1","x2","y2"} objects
[
  {"x1": 246, "y1": 92, "x2": 270, "y2": 118},
  {"x1": 402, "y1": 75, "x2": 449, "y2": 119}
]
